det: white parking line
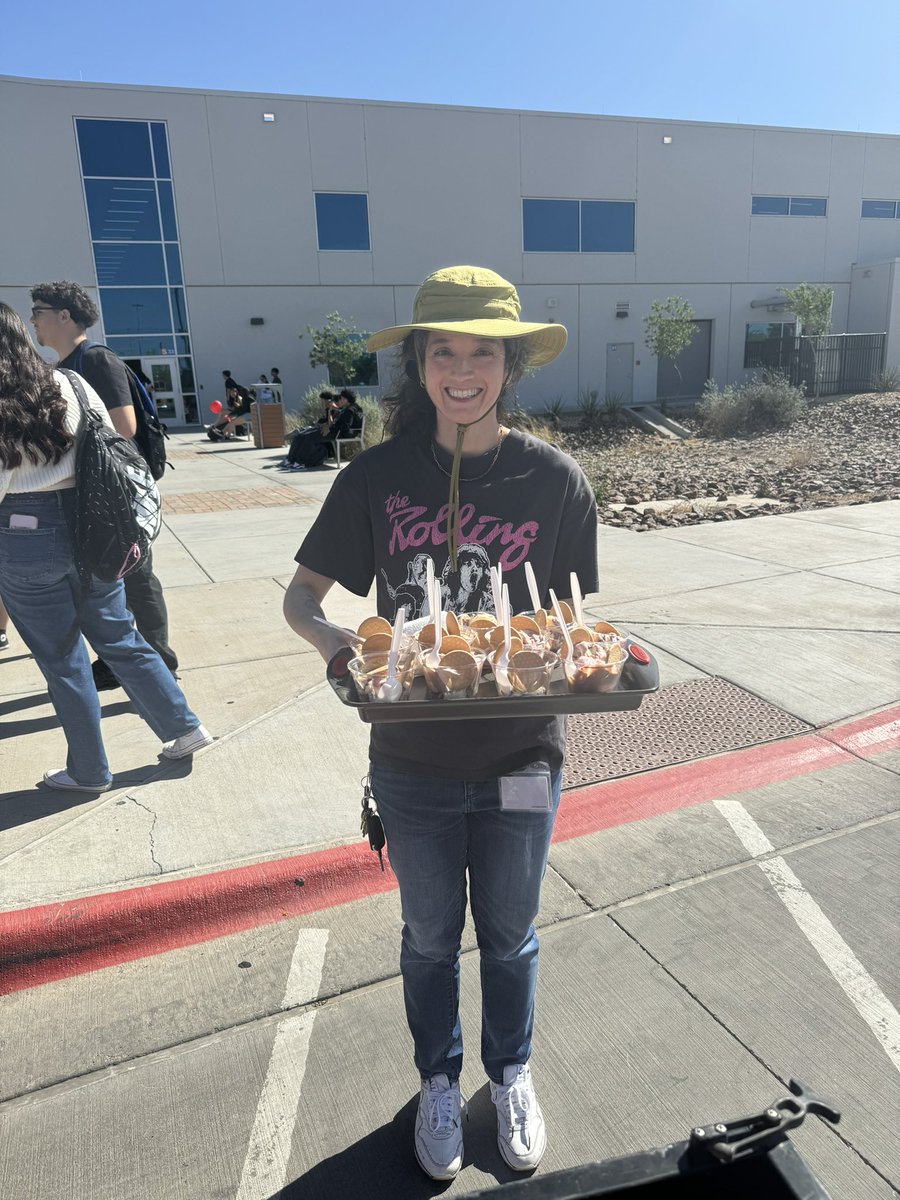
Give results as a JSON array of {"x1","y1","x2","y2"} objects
[
  {"x1": 236, "y1": 929, "x2": 329, "y2": 1200},
  {"x1": 715, "y1": 800, "x2": 900, "y2": 1075}
]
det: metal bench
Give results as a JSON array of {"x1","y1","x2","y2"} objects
[{"x1": 333, "y1": 412, "x2": 366, "y2": 467}]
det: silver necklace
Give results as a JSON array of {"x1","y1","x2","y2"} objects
[{"x1": 430, "y1": 431, "x2": 506, "y2": 481}]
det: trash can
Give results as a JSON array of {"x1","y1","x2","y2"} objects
[{"x1": 250, "y1": 401, "x2": 286, "y2": 449}]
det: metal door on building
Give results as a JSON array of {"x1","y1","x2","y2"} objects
[
  {"x1": 125, "y1": 356, "x2": 183, "y2": 423},
  {"x1": 656, "y1": 319, "x2": 712, "y2": 401},
  {"x1": 606, "y1": 342, "x2": 634, "y2": 404}
]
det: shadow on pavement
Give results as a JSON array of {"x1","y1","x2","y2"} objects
[
  {"x1": 280, "y1": 1087, "x2": 523, "y2": 1199},
  {"x1": 0, "y1": 757, "x2": 195, "y2": 833},
  {"x1": 0, "y1": 697, "x2": 135, "y2": 738}
]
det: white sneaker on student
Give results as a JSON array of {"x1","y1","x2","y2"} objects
[
  {"x1": 414, "y1": 1074, "x2": 466, "y2": 1180},
  {"x1": 43, "y1": 769, "x2": 111, "y2": 793},
  {"x1": 490, "y1": 1063, "x2": 546, "y2": 1171},
  {"x1": 160, "y1": 724, "x2": 214, "y2": 760}
]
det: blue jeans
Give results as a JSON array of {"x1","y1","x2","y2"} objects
[
  {"x1": 0, "y1": 490, "x2": 201, "y2": 787},
  {"x1": 370, "y1": 765, "x2": 562, "y2": 1085}
]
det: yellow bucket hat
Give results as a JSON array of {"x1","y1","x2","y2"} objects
[{"x1": 367, "y1": 265, "x2": 567, "y2": 366}]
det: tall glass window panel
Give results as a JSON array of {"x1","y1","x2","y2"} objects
[
  {"x1": 170, "y1": 288, "x2": 188, "y2": 333},
  {"x1": 164, "y1": 244, "x2": 183, "y2": 285},
  {"x1": 157, "y1": 181, "x2": 179, "y2": 240},
  {"x1": 315, "y1": 193, "x2": 370, "y2": 250},
  {"x1": 523, "y1": 199, "x2": 579, "y2": 251},
  {"x1": 99, "y1": 288, "x2": 172, "y2": 335},
  {"x1": 150, "y1": 123, "x2": 171, "y2": 179},
  {"x1": 86, "y1": 180, "x2": 161, "y2": 241},
  {"x1": 176, "y1": 336, "x2": 191, "y2": 355},
  {"x1": 581, "y1": 201, "x2": 635, "y2": 252},
  {"x1": 107, "y1": 335, "x2": 177, "y2": 357},
  {"x1": 752, "y1": 196, "x2": 790, "y2": 215},
  {"x1": 861, "y1": 200, "x2": 897, "y2": 218},
  {"x1": 178, "y1": 358, "x2": 196, "y2": 392},
  {"x1": 182, "y1": 395, "x2": 199, "y2": 423},
  {"x1": 789, "y1": 197, "x2": 826, "y2": 216},
  {"x1": 92, "y1": 242, "x2": 166, "y2": 286},
  {"x1": 76, "y1": 119, "x2": 154, "y2": 178}
]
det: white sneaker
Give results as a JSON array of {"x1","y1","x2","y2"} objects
[
  {"x1": 414, "y1": 1074, "x2": 466, "y2": 1180},
  {"x1": 160, "y1": 724, "x2": 214, "y2": 760},
  {"x1": 43, "y1": 769, "x2": 111, "y2": 793},
  {"x1": 490, "y1": 1063, "x2": 546, "y2": 1171}
]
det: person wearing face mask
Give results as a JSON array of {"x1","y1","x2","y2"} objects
[{"x1": 284, "y1": 266, "x2": 597, "y2": 1181}]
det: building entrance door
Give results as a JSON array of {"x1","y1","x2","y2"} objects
[
  {"x1": 606, "y1": 342, "x2": 634, "y2": 404},
  {"x1": 126, "y1": 357, "x2": 183, "y2": 424},
  {"x1": 656, "y1": 320, "x2": 712, "y2": 402}
]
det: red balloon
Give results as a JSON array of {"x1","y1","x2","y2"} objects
[{"x1": 209, "y1": 400, "x2": 223, "y2": 414}]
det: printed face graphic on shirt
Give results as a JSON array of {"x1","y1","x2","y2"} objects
[{"x1": 379, "y1": 489, "x2": 540, "y2": 619}]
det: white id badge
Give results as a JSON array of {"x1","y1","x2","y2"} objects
[
  {"x1": 499, "y1": 763, "x2": 552, "y2": 811},
  {"x1": 9, "y1": 514, "x2": 38, "y2": 530}
]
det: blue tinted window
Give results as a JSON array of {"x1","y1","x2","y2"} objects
[
  {"x1": 176, "y1": 335, "x2": 191, "y2": 355},
  {"x1": 752, "y1": 196, "x2": 790, "y2": 215},
  {"x1": 179, "y1": 358, "x2": 196, "y2": 392},
  {"x1": 86, "y1": 180, "x2": 160, "y2": 241},
  {"x1": 107, "y1": 335, "x2": 177, "y2": 356},
  {"x1": 150, "y1": 123, "x2": 171, "y2": 178},
  {"x1": 157, "y1": 181, "x2": 178, "y2": 240},
  {"x1": 170, "y1": 288, "x2": 188, "y2": 332},
  {"x1": 315, "y1": 193, "x2": 370, "y2": 250},
  {"x1": 182, "y1": 395, "x2": 199, "y2": 422},
  {"x1": 789, "y1": 196, "x2": 826, "y2": 216},
  {"x1": 581, "y1": 201, "x2": 634, "y2": 252},
  {"x1": 92, "y1": 242, "x2": 166, "y2": 286},
  {"x1": 165, "y1": 244, "x2": 183, "y2": 284},
  {"x1": 99, "y1": 288, "x2": 172, "y2": 334},
  {"x1": 77, "y1": 119, "x2": 154, "y2": 178},
  {"x1": 861, "y1": 199, "x2": 897, "y2": 218},
  {"x1": 523, "y1": 199, "x2": 579, "y2": 251}
]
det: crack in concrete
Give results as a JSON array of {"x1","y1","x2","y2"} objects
[{"x1": 129, "y1": 797, "x2": 163, "y2": 875}]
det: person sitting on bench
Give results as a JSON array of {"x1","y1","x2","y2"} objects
[{"x1": 281, "y1": 388, "x2": 362, "y2": 470}]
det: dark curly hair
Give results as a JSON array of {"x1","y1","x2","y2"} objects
[
  {"x1": 382, "y1": 332, "x2": 532, "y2": 441},
  {"x1": 0, "y1": 303, "x2": 72, "y2": 469},
  {"x1": 30, "y1": 281, "x2": 99, "y2": 329}
]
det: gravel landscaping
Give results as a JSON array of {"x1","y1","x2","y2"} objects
[{"x1": 553, "y1": 392, "x2": 900, "y2": 531}]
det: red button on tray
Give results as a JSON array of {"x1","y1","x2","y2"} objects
[{"x1": 627, "y1": 643, "x2": 650, "y2": 665}]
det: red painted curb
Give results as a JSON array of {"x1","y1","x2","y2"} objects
[
  {"x1": 2, "y1": 704, "x2": 898, "y2": 997},
  {"x1": 0, "y1": 841, "x2": 396, "y2": 997}
]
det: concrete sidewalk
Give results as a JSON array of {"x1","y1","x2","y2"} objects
[{"x1": 1, "y1": 431, "x2": 898, "y2": 1198}]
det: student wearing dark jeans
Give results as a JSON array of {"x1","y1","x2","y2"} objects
[
  {"x1": 281, "y1": 388, "x2": 362, "y2": 470},
  {"x1": 30, "y1": 281, "x2": 179, "y2": 689}
]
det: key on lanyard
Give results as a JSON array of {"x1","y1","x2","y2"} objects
[{"x1": 360, "y1": 781, "x2": 385, "y2": 872}]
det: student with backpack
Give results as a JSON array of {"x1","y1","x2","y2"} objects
[
  {"x1": 0, "y1": 303, "x2": 211, "y2": 792},
  {"x1": 30, "y1": 281, "x2": 178, "y2": 691}
]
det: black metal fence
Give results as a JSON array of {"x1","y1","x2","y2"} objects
[{"x1": 748, "y1": 333, "x2": 885, "y2": 395}]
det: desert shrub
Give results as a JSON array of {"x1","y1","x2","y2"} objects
[
  {"x1": 577, "y1": 388, "x2": 602, "y2": 427},
  {"x1": 874, "y1": 366, "x2": 900, "y2": 392},
  {"x1": 697, "y1": 371, "x2": 806, "y2": 436},
  {"x1": 542, "y1": 394, "x2": 567, "y2": 426},
  {"x1": 507, "y1": 406, "x2": 559, "y2": 445}
]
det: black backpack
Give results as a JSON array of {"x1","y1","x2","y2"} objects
[
  {"x1": 73, "y1": 342, "x2": 170, "y2": 481},
  {"x1": 61, "y1": 369, "x2": 162, "y2": 582}
]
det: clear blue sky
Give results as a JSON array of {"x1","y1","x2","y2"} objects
[{"x1": 4, "y1": 0, "x2": 899, "y2": 135}]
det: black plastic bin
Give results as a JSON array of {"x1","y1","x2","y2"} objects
[{"x1": 458, "y1": 1081, "x2": 839, "y2": 1200}]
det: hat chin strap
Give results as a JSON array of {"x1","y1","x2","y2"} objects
[{"x1": 446, "y1": 390, "x2": 504, "y2": 573}]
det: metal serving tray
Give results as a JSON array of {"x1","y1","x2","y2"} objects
[{"x1": 326, "y1": 642, "x2": 659, "y2": 724}]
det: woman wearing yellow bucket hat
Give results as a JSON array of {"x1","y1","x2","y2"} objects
[{"x1": 285, "y1": 266, "x2": 598, "y2": 1180}]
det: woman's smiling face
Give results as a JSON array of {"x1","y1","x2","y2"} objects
[{"x1": 423, "y1": 331, "x2": 505, "y2": 439}]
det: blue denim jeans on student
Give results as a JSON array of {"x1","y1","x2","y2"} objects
[
  {"x1": 0, "y1": 490, "x2": 201, "y2": 787},
  {"x1": 370, "y1": 764, "x2": 562, "y2": 1085}
]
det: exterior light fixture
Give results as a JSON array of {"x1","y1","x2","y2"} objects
[
  {"x1": 250, "y1": 317, "x2": 265, "y2": 325},
  {"x1": 662, "y1": 136, "x2": 673, "y2": 144},
  {"x1": 616, "y1": 302, "x2": 629, "y2": 319},
  {"x1": 263, "y1": 113, "x2": 276, "y2": 123}
]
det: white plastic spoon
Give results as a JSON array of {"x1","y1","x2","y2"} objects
[
  {"x1": 490, "y1": 565, "x2": 503, "y2": 622},
  {"x1": 549, "y1": 589, "x2": 575, "y2": 661},
  {"x1": 570, "y1": 571, "x2": 585, "y2": 628},
  {"x1": 378, "y1": 605, "x2": 406, "y2": 701},
  {"x1": 426, "y1": 570, "x2": 443, "y2": 670},
  {"x1": 494, "y1": 583, "x2": 512, "y2": 696},
  {"x1": 524, "y1": 561, "x2": 542, "y2": 614}
]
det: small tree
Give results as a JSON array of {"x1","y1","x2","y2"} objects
[
  {"x1": 778, "y1": 284, "x2": 833, "y2": 399},
  {"x1": 643, "y1": 297, "x2": 699, "y2": 399},
  {"x1": 301, "y1": 311, "x2": 377, "y2": 387}
]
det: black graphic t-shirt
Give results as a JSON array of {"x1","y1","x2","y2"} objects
[{"x1": 295, "y1": 429, "x2": 599, "y2": 780}]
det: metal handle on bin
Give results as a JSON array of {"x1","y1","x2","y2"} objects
[{"x1": 689, "y1": 1078, "x2": 840, "y2": 1164}]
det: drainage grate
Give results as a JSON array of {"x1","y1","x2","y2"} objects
[{"x1": 563, "y1": 676, "x2": 812, "y2": 790}]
